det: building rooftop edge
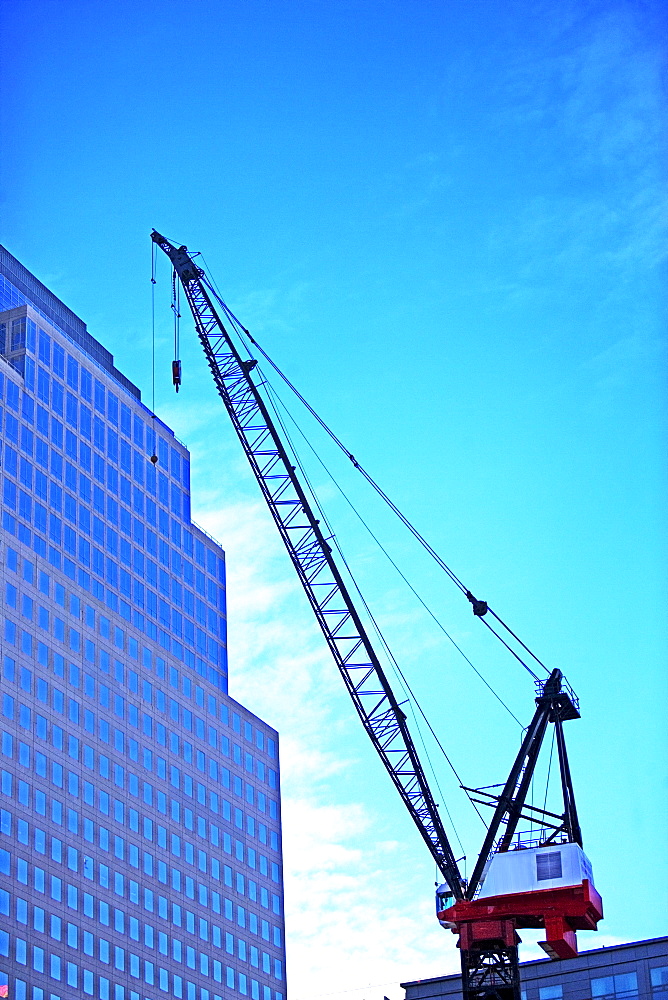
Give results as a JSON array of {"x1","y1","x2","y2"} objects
[
  {"x1": 0, "y1": 244, "x2": 142, "y2": 400},
  {"x1": 399, "y1": 936, "x2": 668, "y2": 988}
]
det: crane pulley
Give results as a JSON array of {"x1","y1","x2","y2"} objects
[{"x1": 150, "y1": 231, "x2": 603, "y2": 1000}]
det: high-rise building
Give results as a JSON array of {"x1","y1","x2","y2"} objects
[{"x1": 0, "y1": 245, "x2": 286, "y2": 1000}]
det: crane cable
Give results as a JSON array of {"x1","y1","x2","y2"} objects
[
  {"x1": 159, "y1": 250, "x2": 573, "y2": 876},
  {"x1": 262, "y1": 378, "x2": 487, "y2": 833},
  {"x1": 263, "y1": 366, "x2": 523, "y2": 728},
  {"x1": 171, "y1": 269, "x2": 181, "y2": 366},
  {"x1": 150, "y1": 243, "x2": 158, "y2": 461},
  {"x1": 168, "y1": 259, "x2": 519, "y2": 831},
  {"x1": 542, "y1": 729, "x2": 556, "y2": 817},
  {"x1": 256, "y1": 400, "x2": 546, "y2": 837},
  {"x1": 200, "y1": 276, "x2": 549, "y2": 683}
]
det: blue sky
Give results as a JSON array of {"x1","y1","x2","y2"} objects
[{"x1": 1, "y1": 0, "x2": 666, "y2": 996}]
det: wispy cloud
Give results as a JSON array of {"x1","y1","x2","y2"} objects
[
  {"x1": 189, "y1": 478, "x2": 464, "y2": 999},
  {"x1": 482, "y1": 3, "x2": 666, "y2": 297}
]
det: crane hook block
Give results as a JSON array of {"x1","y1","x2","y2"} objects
[
  {"x1": 172, "y1": 360, "x2": 182, "y2": 392},
  {"x1": 466, "y1": 590, "x2": 488, "y2": 617}
]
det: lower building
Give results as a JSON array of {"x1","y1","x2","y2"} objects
[{"x1": 402, "y1": 937, "x2": 668, "y2": 1000}]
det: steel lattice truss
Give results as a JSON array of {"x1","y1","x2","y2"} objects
[
  {"x1": 151, "y1": 232, "x2": 464, "y2": 896},
  {"x1": 461, "y1": 946, "x2": 521, "y2": 1000},
  {"x1": 151, "y1": 232, "x2": 597, "y2": 1000}
]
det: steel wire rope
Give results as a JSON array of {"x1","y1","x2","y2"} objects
[
  {"x1": 200, "y1": 274, "x2": 550, "y2": 681},
  {"x1": 402, "y1": 696, "x2": 469, "y2": 854},
  {"x1": 527, "y1": 728, "x2": 556, "y2": 847},
  {"x1": 159, "y1": 253, "x2": 485, "y2": 835},
  {"x1": 477, "y1": 618, "x2": 541, "y2": 682},
  {"x1": 199, "y1": 273, "x2": 468, "y2": 596},
  {"x1": 215, "y1": 291, "x2": 466, "y2": 589},
  {"x1": 261, "y1": 370, "x2": 524, "y2": 726},
  {"x1": 484, "y1": 609, "x2": 551, "y2": 677},
  {"x1": 263, "y1": 381, "x2": 476, "y2": 842},
  {"x1": 151, "y1": 243, "x2": 157, "y2": 415},
  {"x1": 262, "y1": 379, "x2": 486, "y2": 832},
  {"x1": 542, "y1": 728, "x2": 556, "y2": 826},
  {"x1": 161, "y1": 246, "x2": 580, "y2": 880},
  {"x1": 172, "y1": 270, "x2": 181, "y2": 365}
]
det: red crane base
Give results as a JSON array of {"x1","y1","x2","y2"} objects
[{"x1": 440, "y1": 880, "x2": 603, "y2": 961}]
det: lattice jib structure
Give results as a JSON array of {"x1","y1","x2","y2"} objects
[
  {"x1": 151, "y1": 232, "x2": 603, "y2": 1000},
  {"x1": 150, "y1": 232, "x2": 464, "y2": 898}
]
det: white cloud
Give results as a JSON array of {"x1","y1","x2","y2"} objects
[
  {"x1": 190, "y1": 478, "x2": 464, "y2": 1000},
  {"x1": 186, "y1": 423, "x2": 615, "y2": 1000}
]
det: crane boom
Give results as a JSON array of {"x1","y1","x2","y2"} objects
[
  {"x1": 150, "y1": 231, "x2": 465, "y2": 896},
  {"x1": 151, "y1": 231, "x2": 603, "y2": 1000}
]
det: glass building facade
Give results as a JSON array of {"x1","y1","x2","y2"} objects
[{"x1": 0, "y1": 245, "x2": 286, "y2": 1000}]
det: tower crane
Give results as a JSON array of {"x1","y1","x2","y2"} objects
[{"x1": 150, "y1": 231, "x2": 603, "y2": 1000}]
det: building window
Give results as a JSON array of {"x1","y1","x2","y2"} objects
[
  {"x1": 539, "y1": 988, "x2": 562, "y2": 1000},
  {"x1": 651, "y1": 968, "x2": 668, "y2": 994},
  {"x1": 592, "y1": 973, "x2": 638, "y2": 999}
]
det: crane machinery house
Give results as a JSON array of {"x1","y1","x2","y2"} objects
[
  {"x1": 478, "y1": 843, "x2": 596, "y2": 899},
  {"x1": 0, "y1": 243, "x2": 287, "y2": 1000}
]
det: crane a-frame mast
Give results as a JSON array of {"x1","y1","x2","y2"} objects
[{"x1": 151, "y1": 232, "x2": 602, "y2": 1000}]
